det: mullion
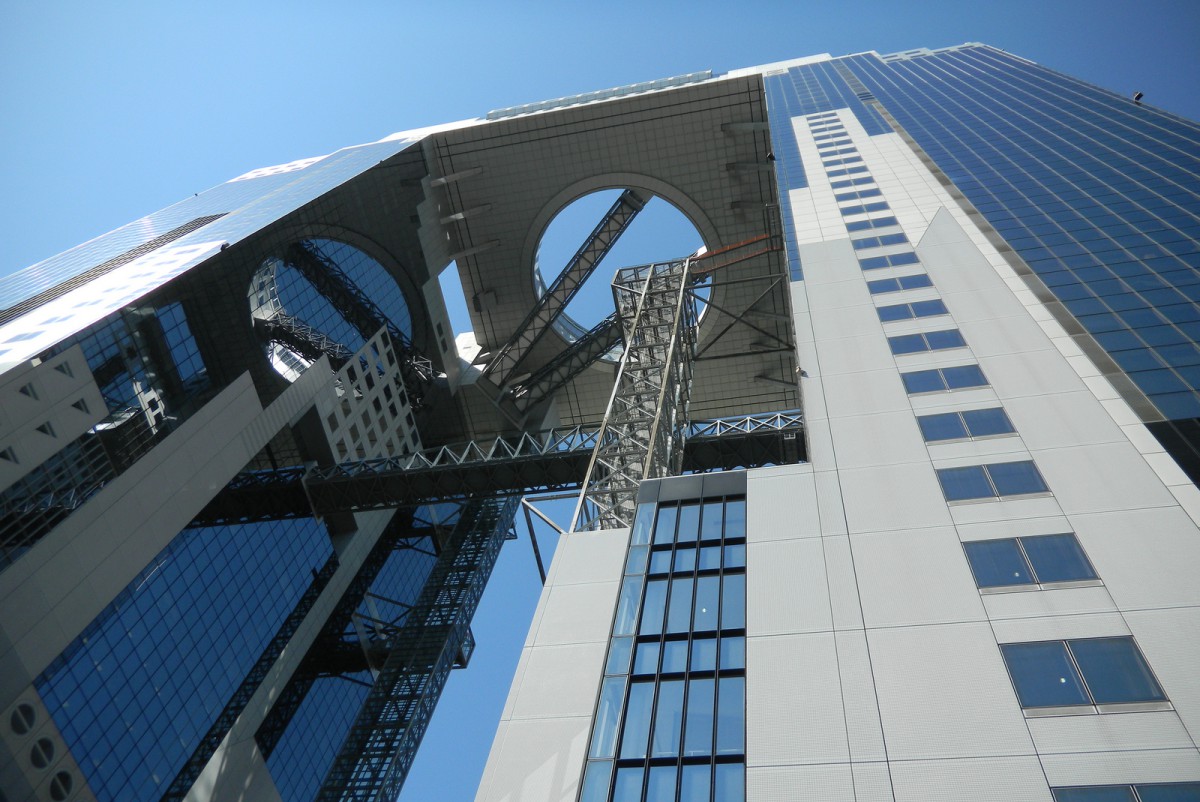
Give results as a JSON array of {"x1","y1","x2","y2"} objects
[
  {"x1": 1060, "y1": 641, "x2": 1097, "y2": 706},
  {"x1": 1012, "y1": 537, "x2": 1042, "y2": 584}
]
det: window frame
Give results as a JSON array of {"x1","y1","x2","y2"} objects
[
  {"x1": 1000, "y1": 637, "x2": 1170, "y2": 715},
  {"x1": 935, "y1": 460, "x2": 1050, "y2": 502},
  {"x1": 963, "y1": 533, "x2": 1100, "y2": 592}
]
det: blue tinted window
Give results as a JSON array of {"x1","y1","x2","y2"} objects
[
  {"x1": 1136, "y1": 784, "x2": 1200, "y2": 802},
  {"x1": 662, "y1": 639, "x2": 689, "y2": 674},
  {"x1": 987, "y1": 461, "x2": 1048, "y2": 495},
  {"x1": 714, "y1": 763, "x2": 745, "y2": 802},
  {"x1": 1052, "y1": 788, "x2": 1136, "y2": 802},
  {"x1": 925, "y1": 329, "x2": 966, "y2": 350},
  {"x1": 667, "y1": 577, "x2": 695, "y2": 633},
  {"x1": 613, "y1": 767, "x2": 644, "y2": 799},
  {"x1": 964, "y1": 539, "x2": 1033, "y2": 587},
  {"x1": 898, "y1": 274, "x2": 934, "y2": 290},
  {"x1": 716, "y1": 676, "x2": 745, "y2": 755},
  {"x1": 941, "y1": 364, "x2": 987, "y2": 388},
  {"x1": 683, "y1": 678, "x2": 715, "y2": 756},
  {"x1": 693, "y1": 576, "x2": 720, "y2": 631},
  {"x1": 902, "y1": 369, "x2": 945, "y2": 393},
  {"x1": 681, "y1": 764, "x2": 712, "y2": 802},
  {"x1": 646, "y1": 766, "x2": 678, "y2": 802},
  {"x1": 654, "y1": 505, "x2": 678, "y2": 545},
  {"x1": 633, "y1": 641, "x2": 660, "y2": 675},
  {"x1": 720, "y1": 573, "x2": 746, "y2": 629},
  {"x1": 1000, "y1": 641, "x2": 1090, "y2": 707},
  {"x1": 1069, "y1": 637, "x2": 1166, "y2": 704},
  {"x1": 690, "y1": 637, "x2": 717, "y2": 672},
  {"x1": 1021, "y1": 534, "x2": 1097, "y2": 582},
  {"x1": 651, "y1": 679, "x2": 685, "y2": 757},
  {"x1": 607, "y1": 637, "x2": 634, "y2": 675},
  {"x1": 937, "y1": 465, "x2": 994, "y2": 500},
  {"x1": 589, "y1": 677, "x2": 627, "y2": 758},
  {"x1": 918, "y1": 412, "x2": 969, "y2": 441},
  {"x1": 620, "y1": 681, "x2": 656, "y2": 758},
  {"x1": 910, "y1": 299, "x2": 948, "y2": 317},
  {"x1": 889, "y1": 333, "x2": 927, "y2": 354},
  {"x1": 961, "y1": 407, "x2": 1014, "y2": 436},
  {"x1": 640, "y1": 579, "x2": 667, "y2": 635},
  {"x1": 580, "y1": 761, "x2": 613, "y2": 802}
]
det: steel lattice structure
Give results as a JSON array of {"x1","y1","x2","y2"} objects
[{"x1": 571, "y1": 258, "x2": 699, "y2": 531}]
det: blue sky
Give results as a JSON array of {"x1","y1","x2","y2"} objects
[{"x1": 2, "y1": 2, "x2": 1199, "y2": 800}]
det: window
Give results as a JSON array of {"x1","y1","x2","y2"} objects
[
  {"x1": 860, "y1": 251, "x2": 921, "y2": 270},
  {"x1": 902, "y1": 364, "x2": 988, "y2": 393},
  {"x1": 846, "y1": 215, "x2": 898, "y2": 232},
  {"x1": 831, "y1": 176, "x2": 875, "y2": 189},
  {"x1": 826, "y1": 165, "x2": 869, "y2": 178},
  {"x1": 963, "y1": 533, "x2": 1098, "y2": 588},
  {"x1": 1053, "y1": 783, "x2": 1200, "y2": 801},
  {"x1": 853, "y1": 232, "x2": 910, "y2": 250},
  {"x1": 936, "y1": 460, "x2": 1048, "y2": 501},
  {"x1": 917, "y1": 407, "x2": 1013, "y2": 441},
  {"x1": 877, "y1": 299, "x2": 948, "y2": 322},
  {"x1": 840, "y1": 200, "x2": 889, "y2": 215},
  {"x1": 1001, "y1": 637, "x2": 1167, "y2": 710},
  {"x1": 868, "y1": 274, "x2": 933, "y2": 295},
  {"x1": 888, "y1": 328, "x2": 967, "y2": 355},
  {"x1": 835, "y1": 188, "x2": 883, "y2": 202}
]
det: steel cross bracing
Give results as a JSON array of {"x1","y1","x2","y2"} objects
[
  {"x1": 571, "y1": 258, "x2": 699, "y2": 531},
  {"x1": 509, "y1": 312, "x2": 622, "y2": 413},
  {"x1": 316, "y1": 496, "x2": 519, "y2": 802},
  {"x1": 187, "y1": 413, "x2": 804, "y2": 527},
  {"x1": 482, "y1": 189, "x2": 645, "y2": 386},
  {"x1": 255, "y1": 314, "x2": 354, "y2": 370},
  {"x1": 284, "y1": 241, "x2": 435, "y2": 404}
]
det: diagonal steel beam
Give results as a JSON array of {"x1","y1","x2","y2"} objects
[
  {"x1": 509, "y1": 312, "x2": 622, "y2": 412},
  {"x1": 483, "y1": 189, "x2": 645, "y2": 385}
]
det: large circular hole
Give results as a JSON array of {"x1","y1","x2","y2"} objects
[
  {"x1": 249, "y1": 238, "x2": 413, "y2": 382},
  {"x1": 534, "y1": 190, "x2": 703, "y2": 343}
]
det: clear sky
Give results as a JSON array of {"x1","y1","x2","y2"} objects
[{"x1": 3, "y1": 1, "x2": 1199, "y2": 800}]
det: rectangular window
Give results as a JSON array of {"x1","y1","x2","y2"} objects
[
  {"x1": 887, "y1": 328, "x2": 966, "y2": 355},
  {"x1": 835, "y1": 188, "x2": 883, "y2": 202},
  {"x1": 936, "y1": 460, "x2": 1048, "y2": 501},
  {"x1": 901, "y1": 364, "x2": 988, "y2": 393},
  {"x1": 846, "y1": 215, "x2": 897, "y2": 232},
  {"x1": 831, "y1": 176, "x2": 875, "y2": 190},
  {"x1": 917, "y1": 407, "x2": 1013, "y2": 441},
  {"x1": 1000, "y1": 637, "x2": 1167, "y2": 710},
  {"x1": 1053, "y1": 783, "x2": 1200, "y2": 801},
  {"x1": 877, "y1": 298, "x2": 948, "y2": 322},
  {"x1": 860, "y1": 251, "x2": 921, "y2": 270},
  {"x1": 868, "y1": 273, "x2": 933, "y2": 295},
  {"x1": 963, "y1": 533, "x2": 1098, "y2": 588},
  {"x1": 853, "y1": 232, "x2": 910, "y2": 250},
  {"x1": 840, "y1": 200, "x2": 890, "y2": 216},
  {"x1": 826, "y1": 165, "x2": 869, "y2": 178}
]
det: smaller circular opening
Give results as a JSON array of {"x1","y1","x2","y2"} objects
[
  {"x1": 49, "y1": 771, "x2": 74, "y2": 801},
  {"x1": 30, "y1": 737, "x2": 54, "y2": 769},
  {"x1": 10, "y1": 703, "x2": 35, "y2": 735}
]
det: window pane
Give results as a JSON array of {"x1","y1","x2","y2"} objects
[
  {"x1": 667, "y1": 578, "x2": 695, "y2": 634},
  {"x1": 925, "y1": 329, "x2": 966, "y2": 350},
  {"x1": 606, "y1": 637, "x2": 634, "y2": 675},
  {"x1": 588, "y1": 677, "x2": 627, "y2": 758},
  {"x1": 673, "y1": 546, "x2": 697, "y2": 574},
  {"x1": 699, "y1": 545, "x2": 723, "y2": 571},
  {"x1": 987, "y1": 461, "x2": 1048, "y2": 495},
  {"x1": 649, "y1": 549, "x2": 673, "y2": 574},
  {"x1": 662, "y1": 639, "x2": 689, "y2": 674},
  {"x1": 613, "y1": 577, "x2": 644, "y2": 636},
  {"x1": 942, "y1": 364, "x2": 987, "y2": 388},
  {"x1": 724, "y1": 499, "x2": 746, "y2": 538},
  {"x1": 902, "y1": 369, "x2": 944, "y2": 393},
  {"x1": 620, "y1": 681, "x2": 656, "y2": 758},
  {"x1": 960, "y1": 408, "x2": 1013, "y2": 437},
  {"x1": 613, "y1": 767, "x2": 644, "y2": 801},
  {"x1": 1052, "y1": 788, "x2": 1136, "y2": 802},
  {"x1": 714, "y1": 762, "x2": 745, "y2": 802},
  {"x1": 1021, "y1": 534, "x2": 1097, "y2": 583},
  {"x1": 690, "y1": 636, "x2": 717, "y2": 672},
  {"x1": 630, "y1": 502, "x2": 655, "y2": 546},
  {"x1": 1069, "y1": 637, "x2": 1166, "y2": 704},
  {"x1": 640, "y1": 579, "x2": 668, "y2": 636},
  {"x1": 889, "y1": 333, "x2": 927, "y2": 354},
  {"x1": 683, "y1": 678, "x2": 715, "y2": 756},
  {"x1": 694, "y1": 576, "x2": 721, "y2": 632},
  {"x1": 720, "y1": 636, "x2": 746, "y2": 671},
  {"x1": 723, "y1": 543, "x2": 746, "y2": 570},
  {"x1": 911, "y1": 299, "x2": 948, "y2": 317},
  {"x1": 651, "y1": 679, "x2": 685, "y2": 757},
  {"x1": 654, "y1": 505, "x2": 678, "y2": 545},
  {"x1": 963, "y1": 539, "x2": 1033, "y2": 587},
  {"x1": 1000, "y1": 641, "x2": 1090, "y2": 707},
  {"x1": 626, "y1": 544, "x2": 649, "y2": 575},
  {"x1": 700, "y1": 499, "x2": 724, "y2": 540},
  {"x1": 716, "y1": 676, "x2": 745, "y2": 755},
  {"x1": 645, "y1": 766, "x2": 678, "y2": 802},
  {"x1": 677, "y1": 502, "x2": 702, "y2": 543},
  {"x1": 633, "y1": 640, "x2": 660, "y2": 675},
  {"x1": 898, "y1": 274, "x2": 933, "y2": 290},
  {"x1": 918, "y1": 412, "x2": 968, "y2": 441},
  {"x1": 1136, "y1": 783, "x2": 1200, "y2": 802},
  {"x1": 721, "y1": 574, "x2": 746, "y2": 630},
  {"x1": 877, "y1": 304, "x2": 913, "y2": 322},
  {"x1": 680, "y1": 764, "x2": 712, "y2": 802},
  {"x1": 936, "y1": 466, "x2": 994, "y2": 501},
  {"x1": 579, "y1": 761, "x2": 613, "y2": 802}
]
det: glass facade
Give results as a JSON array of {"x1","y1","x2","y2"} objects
[{"x1": 581, "y1": 496, "x2": 746, "y2": 802}]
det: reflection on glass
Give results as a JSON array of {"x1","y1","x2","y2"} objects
[
  {"x1": 667, "y1": 578, "x2": 695, "y2": 633},
  {"x1": 673, "y1": 546, "x2": 697, "y2": 573},
  {"x1": 613, "y1": 766, "x2": 644, "y2": 800},
  {"x1": 606, "y1": 637, "x2": 633, "y2": 676},
  {"x1": 963, "y1": 539, "x2": 1032, "y2": 587},
  {"x1": 645, "y1": 766, "x2": 678, "y2": 802},
  {"x1": 662, "y1": 639, "x2": 689, "y2": 674},
  {"x1": 631, "y1": 502, "x2": 656, "y2": 545},
  {"x1": 640, "y1": 579, "x2": 669, "y2": 636},
  {"x1": 1021, "y1": 534, "x2": 1096, "y2": 583},
  {"x1": 649, "y1": 549, "x2": 673, "y2": 574},
  {"x1": 633, "y1": 641, "x2": 661, "y2": 675},
  {"x1": 699, "y1": 545, "x2": 722, "y2": 571},
  {"x1": 683, "y1": 678, "x2": 715, "y2": 756},
  {"x1": 714, "y1": 762, "x2": 745, "y2": 802},
  {"x1": 720, "y1": 574, "x2": 745, "y2": 630},
  {"x1": 1000, "y1": 642, "x2": 1089, "y2": 707},
  {"x1": 680, "y1": 763, "x2": 712, "y2": 800},
  {"x1": 716, "y1": 676, "x2": 745, "y2": 755},
  {"x1": 579, "y1": 761, "x2": 612, "y2": 802},
  {"x1": 723, "y1": 543, "x2": 746, "y2": 570},
  {"x1": 720, "y1": 636, "x2": 745, "y2": 671},
  {"x1": 693, "y1": 576, "x2": 720, "y2": 631},
  {"x1": 725, "y1": 498, "x2": 746, "y2": 538},
  {"x1": 626, "y1": 544, "x2": 649, "y2": 575},
  {"x1": 620, "y1": 681, "x2": 656, "y2": 758},
  {"x1": 677, "y1": 502, "x2": 701, "y2": 542},
  {"x1": 654, "y1": 505, "x2": 678, "y2": 545},
  {"x1": 588, "y1": 677, "x2": 627, "y2": 758},
  {"x1": 701, "y1": 498, "x2": 724, "y2": 540},
  {"x1": 1069, "y1": 638, "x2": 1166, "y2": 704},
  {"x1": 691, "y1": 636, "x2": 717, "y2": 672},
  {"x1": 1051, "y1": 787, "x2": 1134, "y2": 802},
  {"x1": 613, "y1": 577, "x2": 643, "y2": 637},
  {"x1": 651, "y1": 679, "x2": 685, "y2": 757}
]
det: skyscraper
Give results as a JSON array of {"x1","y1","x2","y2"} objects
[{"x1": 2, "y1": 42, "x2": 1199, "y2": 802}]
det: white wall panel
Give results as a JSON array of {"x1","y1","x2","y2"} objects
[
  {"x1": 475, "y1": 717, "x2": 590, "y2": 802},
  {"x1": 747, "y1": 764, "x2": 855, "y2": 802},
  {"x1": 889, "y1": 755, "x2": 1051, "y2": 802},
  {"x1": 748, "y1": 539, "x2": 832, "y2": 635},
  {"x1": 531, "y1": 580, "x2": 619, "y2": 647},
  {"x1": 839, "y1": 463, "x2": 952, "y2": 534},
  {"x1": 508, "y1": 642, "x2": 606, "y2": 720}
]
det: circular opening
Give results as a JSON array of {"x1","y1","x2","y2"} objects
[
  {"x1": 249, "y1": 238, "x2": 413, "y2": 382},
  {"x1": 30, "y1": 737, "x2": 54, "y2": 769},
  {"x1": 534, "y1": 190, "x2": 703, "y2": 344},
  {"x1": 10, "y1": 703, "x2": 35, "y2": 735},
  {"x1": 49, "y1": 771, "x2": 73, "y2": 801}
]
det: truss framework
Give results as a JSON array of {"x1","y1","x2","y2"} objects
[{"x1": 571, "y1": 258, "x2": 698, "y2": 531}]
